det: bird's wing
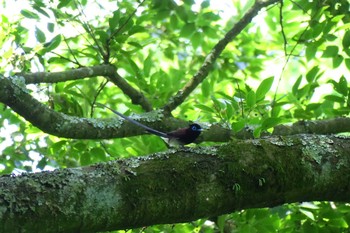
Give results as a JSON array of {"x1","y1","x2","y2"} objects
[{"x1": 97, "y1": 103, "x2": 169, "y2": 138}]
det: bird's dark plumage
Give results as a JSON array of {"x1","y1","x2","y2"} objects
[
  {"x1": 98, "y1": 103, "x2": 202, "y2": 145},
  {"x1": 167, "y1": 123, "x2": 202, "y2": 145}
]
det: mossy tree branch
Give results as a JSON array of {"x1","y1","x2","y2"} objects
[{"x1": 1, "y1": 75, "x2": 349, "y2": 140}]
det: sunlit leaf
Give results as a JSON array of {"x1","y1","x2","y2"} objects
[
  {"x1": 322, "y1": 45, "x2": 339, "y2": 58},
  {"x1": 21, "y1": 9, "x2": 39, "y2": 19},
  {"x1": 306, "y1": 66, "x2": 319, "y2": 83},
  {"x1": 299, "y1": 209, "x2": 315, "y2": 221},
  {"x1": 338, "y1": 76, "x2": 348, "y2": 96},
  {"x1": 256, "y1": 77, "x2": 274, "y2": 101},
  {"x1": 44, "y1": 34, "x2": 61, "y2": 52},
  {"x1": 180, "y1": 23, "x2": 196, "y2": 38},
  {"x1": 143, "y1": 53, "x2": 153, "y2": 77},
  {"x1": 246, "y1": 90, "x2": 256, "y2": 108},
  {"x1": 35, "y1": 27, "x2": 46, "y2": 43},
  {"x1": 194, "y1": 104, "x2": 215, "y2": 113}
]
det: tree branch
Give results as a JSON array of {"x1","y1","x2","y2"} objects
[
  {"x1": 20, "y1": 64, "x2": 153, "y2": 111},
  {"x1": 1, "y1": 134, "x2": 349, "y2": 232},
  {"x1": 162, "y1": 0, "x2": 279, "y2": 114},
  {"x1": 273, "y1": 117, "x2": 350, "y2": 135},
  {"x1": 21, "y1": 65, "x2": 114, "y2": 84},
  {"x1": 0, "y1": 76, "x2": 194, "y2": 139},
  {"x1": 2, "y1": 75, "x2": 350, "y2": 140}
]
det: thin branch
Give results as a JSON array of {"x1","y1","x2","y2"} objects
[
  {"x1": 162, "y1": 0, "x2": 280, "y2": 114},
  {"x1": 272, "y1": 1, "x2": 316, "y2": 107},
  {"x1": 50, "y1": 51, "x2": 81, "y2": 66},
  {"x1": 75, "y1": 1, "x2": 107, "y2": 62},
  {"x1": 279, "y1": 0, "x2": 288, "y2": 56},
  {"x1": 53, "y1": 13, "x2": 82, "y2": 66},
  {"x1": 90, "y1": 79, "x2": 109, "y2": 118}
]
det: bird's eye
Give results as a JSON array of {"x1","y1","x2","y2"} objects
[{"x1": 191, "y1": 126, "x2": 197, "y2": 131}]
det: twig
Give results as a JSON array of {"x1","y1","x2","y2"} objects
[
  {"x1": 90, "y1": 80, "x2": 109, "y2": 118},
  {"x1": 279, "y1": 0, "x2": 288, "y2": 56}
]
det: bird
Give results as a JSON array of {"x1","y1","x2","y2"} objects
[{"x1": 97, "y1": 103, "x2": 202, "y2": 146}]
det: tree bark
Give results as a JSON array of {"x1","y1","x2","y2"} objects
[{"x1": 1, "y1": 134, "x2": 349, "y2": 233}]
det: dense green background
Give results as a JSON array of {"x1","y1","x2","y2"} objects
[{"x1": 1, "y1": 0, "x2": 350, "y2": 232}]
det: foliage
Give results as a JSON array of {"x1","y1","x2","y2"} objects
[{"x1": 0, "y1": 0, "x2": 350, "y2": 232}]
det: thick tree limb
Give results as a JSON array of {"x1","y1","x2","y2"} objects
[
  {"x1": 1, "y1": 134, "x2": 349, "y2": 233},
  {"x1": 1, "y1": 75, "x2": 349, "y2": 140},
  {"x1": 162, "y1": 0, "x2": 279, "y2": 113},
  {"x1": 0, "y1": 76, "x2": 199, "y2": 140}
]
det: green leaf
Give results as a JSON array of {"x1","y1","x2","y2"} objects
[
  {"x1": 143, "y1": 53, "x2": 152, "y2": 77},
  {"x1": 129, "y1": 25, "x2": 146, "y2": 35},
  {"x1": 194, "y1": 104, "x2": 215, "y2": 113},
  {"x1": 33, "y1": 5, "x2": 50, "y2": 18},
  {"x1": 325, "y1": 34, "x2": 337, "y2": 41},
  {"x1": 51, "y1": 140, "x2": 67, "y2": 154},
  {"x1": 170, "y1": 14, "x2": 179, "y2": 29},
  {"x1": 180, "y1": 23, "x2": 196, "y2": 38},
  {"x1": 246, "y1": 90, "x2": 256, "y2": 108},
  {"x1": 95, "y1": 30, "x2": 109, "y2": 43},
  {"x1": 80, "y1": 152, "x2": 91, "y2": 166},
  {"x1": 345, "y1": 58, "x2": 350, "y2": 70},
  {"x1": 211, "y1": 96, "x2": 224, "y2": 110},
  {"x1": 324, "y1": 95, "x2": 344, "y2": 103},
  {"x1": 306, "y1": 66, "x2": 319, "y2": 83},
  {"x1": 299, "y1": 209, "x2": 315, "y2": 221},
  {"x1": 232, "y1": 120, "x2": 245, "y2": 132},
  {"x1": 35, "y1": 27, "x2": 46, "y2": 43},
  {"x1": 21, "y1": 9, "x2": 39, "y2": 19},
  {"x1": 299, "y1": 202, "x2": 319, "y2": 209},
  {"x1": 261, "y1": 117, "x2": 284, "y2": 130},
  {"x1": 342, "y1": 30, "x2": 350, "y2": 49},
  {"x1": 44, "y1": 34, "x2": 61, "y2": 52},
  {"x1": 201, "y1": 0, "x2": 210, "y2": 8},
  {"x1": 305, "y1": 45, "x2": 318, "y2": 61},
  {"x1": 256, "y1": 77, "x2": 274, "y2": 101},
  {"x1": 57, "y1": 0, "x2": 72, "y2": 8},
  {"x1": 47, "y1": 22, "x2": 55, "y2": 33},
  {"x1": 292, "y1": 75, "x2": 302, "y2": 96},
  {"x1": 126, "y1": 57, "x2": 140, "y2": 76},
  {"x1": 128, "y1": 41, "x2": 143, "y2": 48},
  {"x1": 109, "y1": 10, "x2": 120, "y2": 31},
  {"x1": 338, "y1": 76, "x2": 348, "y2": 96},
  {"x1": 191, "y1": 31, "x2": 202, "y2": 49},
  {"x1": 201, "y1": 79, "x2": 211, "y2": 97},
  {"x1": 119, "y1": 17, "x2": 134, "y2": 34},
  {"x1": 333, "y1": 55, "x2": 343, "y2": 68},
  {"x1": 322, "y1": 45, "x2": 339, "y2": 58},
  {"x1": 253, "y1": 127, "x2": 262, "y2": 138},
  {"x1": 91, "y1": 148, "x2": 106, "y2": 162}
]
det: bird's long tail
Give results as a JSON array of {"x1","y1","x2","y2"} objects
[{"x1": 97, "y1": 103, "x2": 169, "y2": 138}]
